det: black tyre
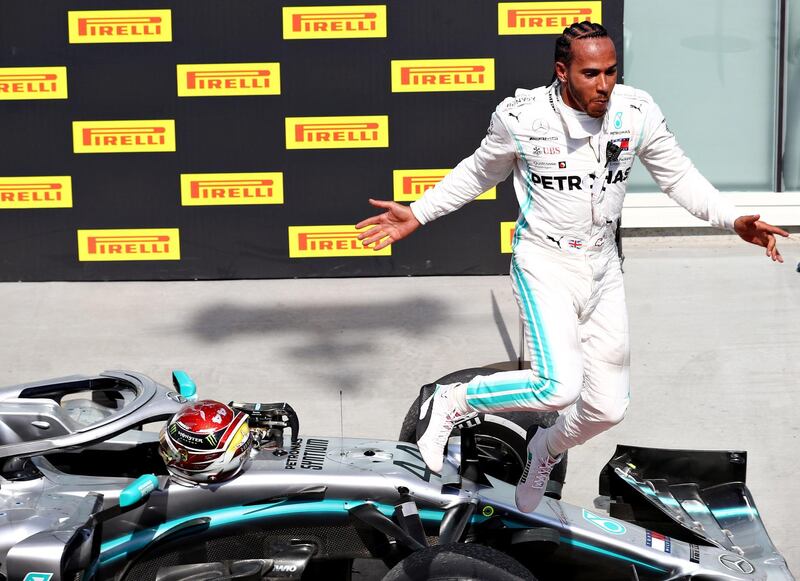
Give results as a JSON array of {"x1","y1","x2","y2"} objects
[
  {"x1": 381, "y1": 544, "x2": 537, "y2": 581},
  {"x1": 399, "y1": 368, "x2": 567, "y2": 497}
]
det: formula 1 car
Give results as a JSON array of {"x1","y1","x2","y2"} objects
[{"x1": 0, "y1": 368, "x2": 793, "y2": 581}]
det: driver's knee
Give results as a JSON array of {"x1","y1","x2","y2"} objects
[
  {"x1": 529, "y1": 370, "x2": 582, "y2": 412},
  {"x1": 589, "y1": 397, "x2": 629, "y2": 430}
]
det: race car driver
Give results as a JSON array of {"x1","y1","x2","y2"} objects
[{"x1": 355, "y1": 21, "x2": 788, "y2": 513}]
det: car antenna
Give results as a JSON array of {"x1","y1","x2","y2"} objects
[
  {"x1": 629, "y1": 564, "x2": 640, "y2": 581},
  {"x1": 339, "y1": 389, "x2": 345, "y2": 455}
]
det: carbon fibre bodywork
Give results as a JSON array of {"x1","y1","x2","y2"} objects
[{"x1": 0, "y1": 371, "x2": 793, "y2": 581}]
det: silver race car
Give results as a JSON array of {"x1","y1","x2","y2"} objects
[{"x1": 0, "y1": 369, "x2": 793, "y2": 581}]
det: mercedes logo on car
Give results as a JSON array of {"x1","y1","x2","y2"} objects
[{"x1": 719, "y1": 554, "x2": 755, "y2": 574}]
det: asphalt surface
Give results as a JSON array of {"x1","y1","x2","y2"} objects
[{"x1": 0, "y1": 234, "x2": 797, "y2": 575}]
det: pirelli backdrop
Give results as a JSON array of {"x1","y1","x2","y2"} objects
[{"x1": 0, "y1": 0, "x2": 623, "y2": 281}]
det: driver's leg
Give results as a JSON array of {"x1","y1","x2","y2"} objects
[
  {"x1": 464, "y1": 253, "x2": 585, "y2": 414},
  {"x1": 547, "y1": 258, "x2": 630, "y2": 456},
  {"x1": 416, "y1": 247, "x2": 585, "y2": 473}
]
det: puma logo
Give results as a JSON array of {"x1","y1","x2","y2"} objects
[{"x1": 546, "y1": 234, "x2": 563, "y2": 248}]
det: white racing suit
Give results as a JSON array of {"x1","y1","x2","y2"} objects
[{"x1": 410, "y1": 82, "x2": 740, "y2": 456}]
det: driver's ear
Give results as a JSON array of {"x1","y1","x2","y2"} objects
[{"x1": 554, "y1": 61, "x2": 567, "y2": 83}]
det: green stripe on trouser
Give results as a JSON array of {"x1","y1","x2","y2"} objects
[{"x1": 465, "y1": 256, "x2": 559, "y2": 410}]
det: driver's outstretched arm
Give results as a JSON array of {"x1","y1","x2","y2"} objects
[
  {"x1": 637, "y1": 99, "x2": 788, "y2": 260},
  {"x1": 410, "y1": 110, "x2": 517, "y2": 225},
  {"x1": 356, "y1": 107, "x2": 517, "y2": 251}
]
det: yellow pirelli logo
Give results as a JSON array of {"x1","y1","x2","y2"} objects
[
  {"x1": 286, "y1": 116, "x2": 388, "y2": 149},
  {"x1": 0, "y1": 67, "x2": 68, "y2": 100},
  {"x1": 177, "y1": 63, "x2": 281, "y2": 97},
  {"x1": 69, "y1": 10, "x2": 172, "y2": 43},
  {"x1": 498, "y1": 2, "x2": 601, "y2": 35},
  {"x1": 391, "y1": 59, "x2": 494, "y2": 93},
  {"x1": 283, "y1": 5, "x2": 386, "y2": 39},
  {"x1": 78, "y1": 228, "x2": 180, "y2": 261},
  {"x1": 289, "y1": 225, "x2": 391, "y2": 258},
  {"x1": 393, "y1": 169, "x2": 496, "y2": 202},
  {"x1": 73, "y1": 120, "x2": 176, "y2": 153},
  {"x1": 501, "y1": 221, "x2": 516, "y2": 253},
  {"x1": 0, "y1": 176, "x2": 72, "y2": 209},
  {"x1": 180, "y1": 172, "x2": 284, "y2": 206}
]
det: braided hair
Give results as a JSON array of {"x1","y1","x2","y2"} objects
[{"x1": 554, "y1": 21, "x2": 609, "y2": 65}]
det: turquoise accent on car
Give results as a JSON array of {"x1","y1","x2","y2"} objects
[
  {"x1": 101, "y1": 500, "x2": 471, "y2": 564},
  {"x1": 171, "y1": 370, "x2": 197, "y2": 400},
  {"x1": 119, "y1": 474, "x2": 159, "y2": 508},
  {"x1": 22, "y1": 573, "x2": 53, "y2": 581},
  {"x1": 711, "y1": 506, "x2": 759, "y2": 519},
  {"x1": 498, "y1": 517, "x2": 663, "y2": 573},
  {"x1": 562, "y1": 538, "x2": 666, "y2": 573},
  {"x1": 582, "y1": 509, "x2": 627, "y2": 535},
  {"x1": 100, "y1": 498, "x2": 669, "y2": 575}
]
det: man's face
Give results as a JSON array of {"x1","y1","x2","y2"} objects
[{"x1": 556, "y1": 37, "x2": 617, "y2": 118}]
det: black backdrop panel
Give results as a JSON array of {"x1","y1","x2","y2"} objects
[{"x1": 0, "y1": 0, "x2": 623, "y2": 281}]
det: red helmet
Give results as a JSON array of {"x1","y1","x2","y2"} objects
[{"x1": 159, "y1": 400, "x2": 252, "y2": 484}]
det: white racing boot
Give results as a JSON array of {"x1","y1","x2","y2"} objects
[
  {"x1": 515, "y1": 427, "x2": 562, "y2": 512},
  {"x1": 415, "y1": 383, "x2": 470, "y2": 473}
]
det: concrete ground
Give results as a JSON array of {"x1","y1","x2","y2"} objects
[{"x1": 0, "y1": 234, "x2": 797, "y2": 574}]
